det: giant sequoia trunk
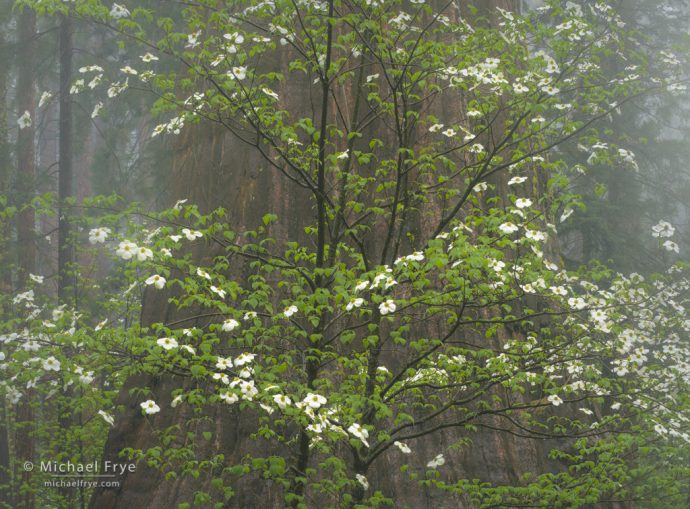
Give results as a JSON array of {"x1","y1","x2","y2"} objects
[{"x1": 89, "y1": 2, "x2": 627, "y2": 508}]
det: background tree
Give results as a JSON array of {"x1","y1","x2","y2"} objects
[
  {"x1": 14, "y1": 6, "x2": 38, "y2": 509},
  {"x1": 560, "y1": 0, "x2": 690, "y2": 273},
  {"x1": 0, "y1": 4, "x2": 14, "y2": 505}
]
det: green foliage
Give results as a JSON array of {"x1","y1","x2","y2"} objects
[{"x1": 2, "y1": 0, "x2": 689, "y2": 508}]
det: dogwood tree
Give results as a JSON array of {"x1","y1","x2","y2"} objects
[{"x1": 2, "y1": 0, "x2": 689, "y2": 508}]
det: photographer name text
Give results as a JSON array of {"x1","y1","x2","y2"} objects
[{"x1": 37, "y1": 460, "x2": 135, "y2": 476}]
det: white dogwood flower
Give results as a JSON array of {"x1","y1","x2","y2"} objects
[
  {"x1": 550, "y1": 286, "x2": 567, "y2": 296},
  {"x1": 136, "y1": 246, "x2": 153, "y2": 261},
  {"x1": 98, "y1": 410, "x2": 115, "y2": 426},
  {"x1": 230, "y1": 66, "x2": 247, "y2": 80},
  {"x1": 515, "y1": 198, "x2": 533, "y2": 209},
  {"x1": 196, "y1": 268, "x2": 211, "y2": 280},
  {"x1": 262, "y1": 87, "x2": 279, "y2": 100},
  {"x1": 508, "y1": 176, "x2": 527, "y2": 185},
  {"x1": 182, "y1": 228, "x2": 203, "y2": 240},
  {"x1": 567, "y1": 297, "x2": 587, "y2": 310},
  {"x1": 110, "y1": 3, "x2": 130, "y2": 19},
  {"x1": 140, "y1": 52, "x2": 159, "y2": 62},
  {"x1": 220, "y1": 392, "x2": 239, "y2": 404},
  {"x1": 346, "y1": 298, "x2": 364, "y2": 311},
  {"x1": 180, "y1": 345, "x2": 196, "y2": 355},
  {"x1": 663, "y1": 240, "x2": 679, "y2": 253},
  {"x1": 427, "y1": 454, "x2": 445, "y2": 468},
  {"x1": 548, "y1": 394, "x2": 563, "y2": 406},
  {"x1": 17, "y1": 111, "x2": 32, "y2": 129},
  {"x1": 210, "y1": 286, "x2": 226, "y2": 299},
  {"x1": 215, "y1": 357, "x2": 233, "y2": 370},
  {"x1": 223, "y1": 32, "x2": 245, "y2": 53},
  {"x1": 140, "y1": 399, "x2": 160, "y2": 414},
  {"x1": 394, "y1": 441, "x2": 412, "y2": 454},
  {"x1": 145, "y1": 274, "x2": 166, "y2": 290},
  {"x1": 347, "y1": 423, "x2": 370, "y2": 447},
  {"x1": 273, "y1": 394, "x2": 291, "y2": 409},
  {"x1": 39, "y1": 91, "x2": 53, "y2": 107},
  {"x1": 239, "y1": 380, "x2": 258, "y2": 400},
  {"x1": 560, "y1": 208, "x2": 574, "y2": 222},
  {"x1": 355, "y1": 281, "x2": 369, "y2": 292},
  {"x1": 652, "y1": 220, "x2": 675, "y2": 238},
  {"x1": 379, "y1": 299, "x2": 396, "y2": 315},
  {"x1": 157, "y1": 337, "x2": 178, "y2": 350},
  {"x1": 29, "y1": 274, "x2": 44, "y2": 284},
  {"x1": 115, "y1": 240, "x2": 137, "y2": 260},
  {"x1": 43, "y1": 356, "x2": 61, "y2": 371},
  {"x1": 222, "y1": 319, "x2": 239, "y2": 332},
  {"x1": 513, "y1": 82, "x2": 529, "y2": 94},
  {"x1": 234, "y1": 352, "x2": 255, "y2": 366},
  {"x1": 303, "y1": 392, "x2": 327, "y2": 409},
  {"x1": 499, "y1": 222, "x2": 518, "y2": 234}
]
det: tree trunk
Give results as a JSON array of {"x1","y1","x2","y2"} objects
[
  {"x1": 13, "y1": 8, "x2": 37, "y2": 509},
  {"x1": 0, "y1": 6, "x2": 14, "y2": 504},
  {"x1": 58, "y1": 12, "x2": 74, "y2": 303},
  {"x1": 16, "y1": 7, "x2": 37, "y2": 288}
]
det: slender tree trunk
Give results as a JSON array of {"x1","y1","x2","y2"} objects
[
  {"x1": 57, "y1": 15, "x2": 78, "y2": 509},
  {"x1": 58, "y1": 12, "x2": 74, "y2": 303},
  {"x1": 13, "y1": 8, "x2": 37, "y2": 509},
  {"x1": 0, "y1": 9, "x2": 14, "y2": 506},
  {"x1": 16, "y1": 8, "x2": 36, "y2": 287},
  {"x1": 0, "y1": 0, "x2": 12, "y2": 289},
  {"x1": 0, "y1": 406, "x2": 10, "y2": 509}
]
